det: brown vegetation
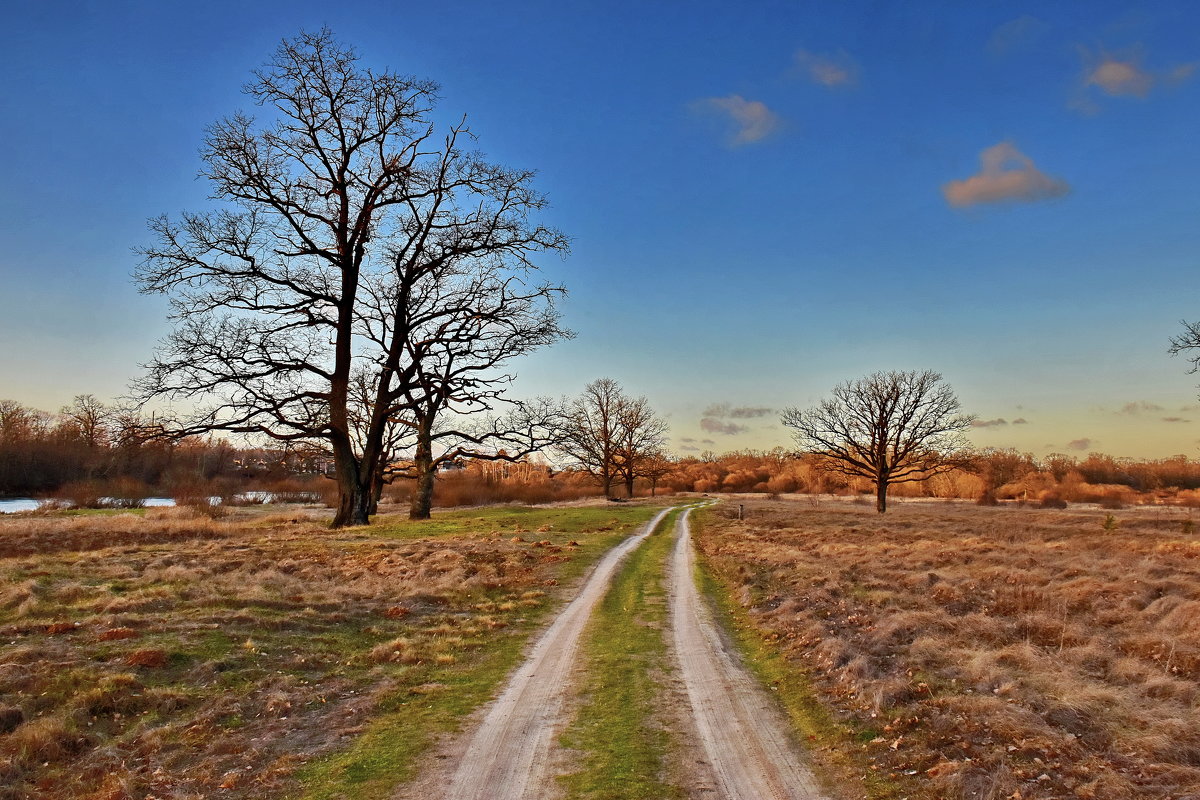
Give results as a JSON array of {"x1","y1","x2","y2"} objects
[
  {"x1": 0, "y1": 502, "x2": 646, "y2": 799},
  {"x1": 696, "y1": 499, "x2": 1200, "y2": 799},
  {"x1": 662, "y1": 448, "x2": 1200, "y2": 507}
]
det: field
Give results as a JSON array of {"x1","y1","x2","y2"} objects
[
  {"x1": 693, "y1": 498, "x2": 1200, "y2": 800},
  {"x1": 0, "y1": 501, "x2": 661, "y2": 800}
]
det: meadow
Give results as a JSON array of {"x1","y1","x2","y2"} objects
[
  {"x1": 694, "y1": 498, "x2": 1200, "y2": 800},
  {"x1": 0, "y1": 501, "x2": 660, "y2": 800}
]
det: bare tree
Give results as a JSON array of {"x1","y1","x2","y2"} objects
[
  {"x1": 557, "y1": 379, "x2": 623, "y2": 498},
  {"x1": 638, "y1": 451, "x2": 674, "y2": 497},
  {"x1": 60, "y1": 395, "x2": 111, "y2": 450},
  {"x1": 1170, "y1": 321, "x2": 1200, "y2": 391},
  {"x1": 401, "y1": 399, "x2": 564, "y2": 519},
  {"x1": 134, "y1": 29, "x2": 566, "y2": 527},
  {"x1": 781, "y1": 370, "x2": 974, "y2": 513},
  {"x1": 557, "y1": 379, "x2": 666, "y2": 499},
  {"x1": 374, "y1": 225, "x2": 568, "y2": 519},
  {"x1": 613, "y1": 395, "x2": 668, "y2": 498}
]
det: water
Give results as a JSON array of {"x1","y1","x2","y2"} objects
[
  {"x1": 0, "y1": 493, "x2": 318, "y2": 513},
  {"x1": 0, "y1": 498, "x2": 42, "y2": 514},
  {"x1": 0, "y1": 497, "x2": 178, "y2": 514}
]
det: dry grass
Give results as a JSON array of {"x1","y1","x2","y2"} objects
[
  {"x1": 696, "y1": 499, "x2": 1200, "y2": 800},
  {"x1": 0, "y1": 503, "x2": 653, "y2": 799}
]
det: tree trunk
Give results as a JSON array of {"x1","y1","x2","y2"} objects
[
  {"x1": 625, "y1": 474, "x2": 635, "y2": 499},
  {"x1": 601, "y1": 474, "x2": 613, "y2": 500},
  {"x1": 367, "y1": 463, "x2": 386, "y2": 517},
  {"x1": 409, "y1": 418, "x2": 435, "y2": 520},
  {"x1": 875, "y1": 477, "x2": 888, "y2": 514},
  {"x1": 331, "y1": 443, "x2": 371, "y2": 528}
]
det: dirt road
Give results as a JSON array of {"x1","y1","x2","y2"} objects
[
  {"x1": 429, "y1": 507, "x2": 675, "y2": 800},
  {"x1": 668, "y1": 506, "x2": 827, "y2": 800}
]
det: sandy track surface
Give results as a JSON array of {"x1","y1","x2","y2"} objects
[
  {"x1": 421, "y1": 506, "x2": 675, "y2": 800},
  {"x1": 669, "y1": 507, "x2": 828, "y2": 800}
]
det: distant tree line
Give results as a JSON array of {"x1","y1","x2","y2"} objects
[
  {"x1": 0, "y1": 396, "x2": 321, "y2": 499},
  {"x1": 0, "y1": 376, "x2": 673, "y2": 505}
]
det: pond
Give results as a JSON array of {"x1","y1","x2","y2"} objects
[{"x1": 0, "y1": 497, "x2": 178, "y2": 514}]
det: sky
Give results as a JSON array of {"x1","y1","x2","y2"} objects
[{"x1": 1, "y1": 0, "x2": 1199, "y2": 459}]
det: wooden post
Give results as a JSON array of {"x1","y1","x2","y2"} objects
[{"x1": 738, "y1": 504, "x2": 744, "y2": 520}]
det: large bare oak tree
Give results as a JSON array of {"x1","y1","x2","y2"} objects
[
  {"x1": 781, "y1": 370, "x2": 974, "y2": 513},
  {"x1": 134, "y1": 30, "x2": 566, "y2": 527}
]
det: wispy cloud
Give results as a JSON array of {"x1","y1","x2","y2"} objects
[
  {"x1": 1088, "y1": 57, "x2": 1155, "y2": 96},
  {"x1": 1012, "y1": 417, "x2": 1029, "y2": 425},
  {"x1": 972, "y1": 418, "x2": 1009, "y2": 428},
  {"x1": 695, "y1": 94, "x2": 781, "y2": 146},
  {"x1": 987, "y1": 15, "x2": 1049, "y2": 55},
  {"x1": 703, "y1": 403, "x2": 773, "y2": 419},
  {"x1": 1118, "y1": 401, "x2": 1165, "y2": 415},
  {"x1": 1072, "y1": 47, "x2": 1196, "y2": 112},
  {"x1": 1066, "y1": 438, "x2": 1094, "y2": 451},
  {"x1": 793, "y1": 49, "x2": 859, "y2": 87},
  {"x1": 1163, "y1": 417, "x2": 1191, "y2": 424},
  {"x1": 700, "y1": 417, "x2": 749, "y2": 435},
  {"x1": 942, "y1": 141, "x2": 1069, "y2": 208}
]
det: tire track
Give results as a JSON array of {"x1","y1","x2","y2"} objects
[
  {"x1": 433, "y1": 506, "x2": 676, "y2": 800},
  {"x1": 668, "y1": 506, "x2": 828, "y2": 800}
]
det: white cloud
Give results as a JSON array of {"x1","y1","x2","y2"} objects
[
  {"x1": 696, "y1": 94, "x2": 781, "y2": 146},
  {"x1": 794, "y1": 49, "x2": 858, "y2": 87},
  {"x1": 942, "y1": 141, "x2": 1069, "y2": 208}
]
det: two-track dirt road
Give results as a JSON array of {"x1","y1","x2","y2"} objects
[
  {"x1": 425, "y1": 507, "x2": 674, "y2": 800},
  {"x1": 398, "y1": 503, "x2": 827, "y2": 800}
]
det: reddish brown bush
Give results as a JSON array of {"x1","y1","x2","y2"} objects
[
  {"x1": 124, "y1": 649, "x2": 168, "y2": 668},
  {"x1": 97, "y1": 627, "x2": 138, "y2": 641}
]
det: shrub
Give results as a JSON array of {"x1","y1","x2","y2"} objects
[
  {"x1": 976, "y1": 490, "x2": 999, "y2": 506},
  {"x1": 1039, "y1": 493, "x2": 1068, "y2": 509}
]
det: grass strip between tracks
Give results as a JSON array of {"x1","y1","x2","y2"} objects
[{"x1": 557, "y1": 507, "x2": 685, "y2": 800}]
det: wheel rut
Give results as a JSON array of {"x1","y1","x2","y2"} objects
[{"x1": 667, "y1": 506, "x2": 828, "y2": 800}]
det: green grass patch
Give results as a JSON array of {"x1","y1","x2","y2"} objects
[
  {"x1": 557, "y1": 507, "x2": 683, "y2": 800},
  {"x1": 689, "y1": 507, "x2": 901, "y2": 800}
]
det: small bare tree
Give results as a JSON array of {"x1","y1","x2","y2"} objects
[
  {"x1": 614, "y1": 395, "x2": 668, "y2": 498},
  {"x1": 557, "y1": 379, "x2": 666, "y2": 499},
  {"x1": 781, "y1": 370, "x2": 974, "y2": 513},
  {"x1": 638, "y1": 451, "x2": 674, "y2": 497},
  {"x1": 557, "y1": 379, "x2": 623, "y2": 498}
]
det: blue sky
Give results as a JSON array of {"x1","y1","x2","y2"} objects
[{"x1": 1, "y1": 0, "x2": 1198, "y2": 458}]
